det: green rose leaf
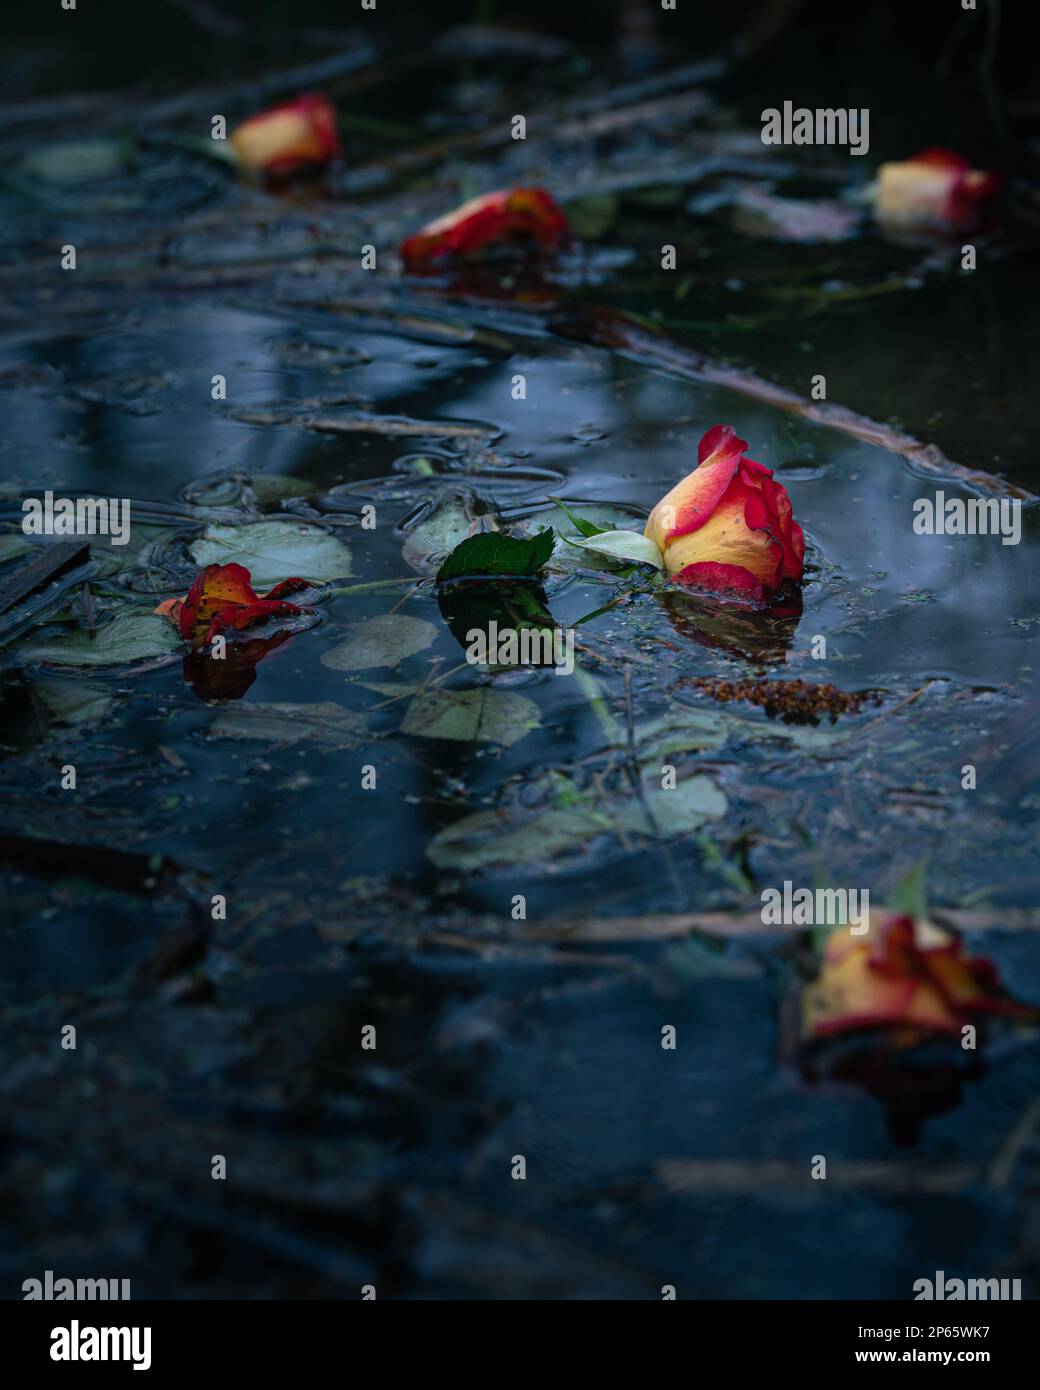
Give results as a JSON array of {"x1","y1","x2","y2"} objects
[{"x1": 436, "y1": 529, "x2": 554, "y2": 584}]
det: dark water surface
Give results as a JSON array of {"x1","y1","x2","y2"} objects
[{"x1": 2, "y1": 13, "x2": 1039, "y2": 1299}]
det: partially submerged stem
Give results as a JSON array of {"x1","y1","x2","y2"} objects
[{"x1": 573, "y1": 659, "x2": 623, "y2": 745}]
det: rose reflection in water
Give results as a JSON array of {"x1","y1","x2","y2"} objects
[
  {"x1": 181, "y1": 630, "x2": 294, "y2": 701},
  {"x1": 663, "y1": 586, "x2": 804, "y2": 665}
]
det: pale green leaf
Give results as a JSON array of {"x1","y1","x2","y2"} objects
[
  {"x1": 190, "y1": 520, "x2": 352, "y2": 587},
  {"x1": 321, "y1": 614, "x2": 438, "y2": 672},
  {"x1": 563, "y1": 529, "x2": 664, "y2": 569},
  {"x1": 20, "y1": 613, "x2": 180, "y2": 667}
]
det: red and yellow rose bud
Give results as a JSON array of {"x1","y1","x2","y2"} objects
[
  {"x1": 802, "y1": 911, "x2": 1038, "y2": 1044},
  {"x1": 644, "y1": 424, "x2": 805, "y2": 601},
  {"x1": 229, "y1": 94, "x2": 340, "y2": 178},
  {"x1": 155, "y1": 562, "x2": 309, "y2": 649},
  {"x1": 399, "y1": 188, "x2": 570, "y2": 271},
  {"x1": 873, "y1": 148, "x2": 1001, "y2": 235}
]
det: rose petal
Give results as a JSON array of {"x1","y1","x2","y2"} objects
[
  {"x1": 154, "y1": 597, "x2": 184, "y2": 625},
  {"x1": 645, "y1": 425, "x2": 805, "y2": 600},
  {"x1": 803, "y1": 910, "x2": 1038, "y2": 1042},
  {"x1": 400, "y1": 188, "x2": 569, "y2": 271},
  {"x1": 230, "y1": 94, "x2": 339, "y2": 177},
  {"x1": 665, "y1": 486, "x2": 785, "y2": 590},
  {"x1": 644, "y1": 427, "x2": 747, "y2": 550},
  {"x1": 180, "y1": 562, "x2": 258, "y2": 643},
  {"x1": 202, "y1": 599, "x2": 303, "y2": 645},
  {"x1": 176, "y1": 563, "x2": 308, "y2": 648},
  {"x1": 874, "y1": 148, "x2": 1001, "y2": 234},
  {"x1": 670, "y1": 561, "x2": 767, "y2": 601}
]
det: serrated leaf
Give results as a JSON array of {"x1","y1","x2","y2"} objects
[{"x1": 437, "y1": 529, "x2": 555, "y2": 583}]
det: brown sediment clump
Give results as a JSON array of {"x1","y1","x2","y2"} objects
[{"x1": 687, "y1": 677, "x2": 881, "y2": 721}]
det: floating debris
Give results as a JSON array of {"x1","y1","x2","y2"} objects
[{"x1": 688, "y1": 676, "x2": 880, "y2": 721}]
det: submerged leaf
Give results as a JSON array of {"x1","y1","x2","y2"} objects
[
  {"x1": 321, "y1": 614, "x2": 438, "y2": 671},
  {"x1": 19, "y1": 139, "x2": 130, "y2": 185},
  {"x1": 562, "y1": 193, "x2": 618, "y2": 239},
  {"x1": 27, "y1": 677, "x2": 115, "y2": 726},
  {"x1": 209, "y1": 701, "x2": 367, "y2": 747},
  {"x1": 401, "y1": 494, "x2": 489, "y2": 574},
  {"x1": 401, "y1": 687, "x2": 540, "y2": 747},
  {"x1": 427, "y1": 773, "x2": 726, "y2": 870}
]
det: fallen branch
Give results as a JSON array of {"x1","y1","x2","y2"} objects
[
  {"x1": 550, "y1": 305, "x2": 1036, "y2": 500},
  {"x1": 522, "y1": 904, "x2": 1040, "y2": 943}
]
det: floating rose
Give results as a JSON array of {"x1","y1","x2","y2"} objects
[
  {"x1": 400, "y1": 189, "x2": 569, "y2": 272},
  {"x1": 644, "y1": 425, "x2": 805, "y2": 601},
  {"x1": 155, "y1": 562, "x2": 310, "y2": 650},
  {"x1": 802, "y1": 911, "x2": 1037, "y2": 1045},
  {"x1": 873, "y1": 148, "x2": 1001, "y2": 236},
  {"x1": 229, "y1": 94, "x2": 340, "y2": 178}
]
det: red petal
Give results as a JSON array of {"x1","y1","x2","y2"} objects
[
  {"x1": 912, "y1": 147, "x2": 969, "y2": 172},
  {"x1": 202, "y1": 599, "x2": 303, "y2": 645},
  {"x1": 400, "y1": 189, "x2": 569, "y2": 271},
  {"x1": 262, "y1": 577, "x2": 310, "y2": 601},
  {"x1": 230, "y1": 93, "x2": 339, "y2": 177},
  {"x1": 180, "y1": 562, "x2": 259, "y2": 644},
  {"x1": 671, "y1": 561, "x2": 767, "y2": 601},
  {"x1": 658, "y1": 427, "x2": 748, "y2": 542},
  {"x1": 698, "y1": 424, "x2": 749, "y2": 466}
]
